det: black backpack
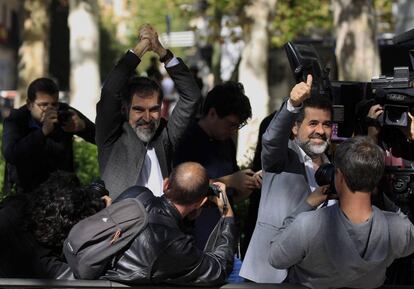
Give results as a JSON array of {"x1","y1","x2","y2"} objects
[{"x1": 63, "y1": 191, "x2": 149, "y2": 279}]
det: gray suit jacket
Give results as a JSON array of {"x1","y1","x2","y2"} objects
[
  {"x1": 96, "y1": 51, "x2": 201, "y2": 199},
  {"x1": 240, "y1": 101, "x2": 311, "y2": 283}
]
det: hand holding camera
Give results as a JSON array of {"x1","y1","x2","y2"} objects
[
  {"x1": 208, "y1": 182, "x2": 233, "y2": 218},
  {"x1": 41, "y1": 107, "x2": 58, "y2": 136},
  {"x1": 60, "y1": 108, "x2": 86, "y2": 133}
]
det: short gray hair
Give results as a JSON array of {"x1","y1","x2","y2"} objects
[{"x1": 334, "y1": 136, "x2": 385, "y2": 192}]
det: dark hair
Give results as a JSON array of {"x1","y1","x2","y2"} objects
[
  {"x1": 26, "y1": 171, "x2": 106, "y2": 251},
  {"x1": 296, "y1": 97, "x2": 333, "y2": 123},
  {"x1": 334, "y1": 136, "x2": 385, "y2": 192},
  {"x1": 27, "y1": 77, "x2": 59, "y2": 102},
  {"x1": 166, "y1": 162, "x2": 209, "y2": 205},
  {"x1": 123, "y1": 76, "x2": 163, "y2": 107},
  {"x1": 202, "y1": 81, "x2": 252, "y2": 123}
]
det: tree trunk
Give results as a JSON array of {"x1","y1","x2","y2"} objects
[
  {"x1": 236, "y1": 0, "x2": 277, "y2": 167},
  {"x1": 333, "y1": 0, "x2": 380, "y2": 81},
  {"x1": 68, "y1": 0, "x2": 100, "y2": 121},
  {"x1": 17, "y1": 0, "x2": 51, "y2": 107}
]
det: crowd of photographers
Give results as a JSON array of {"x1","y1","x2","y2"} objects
[{"x1": 2, "y1": 23, "x2": 414, "y2": 289}]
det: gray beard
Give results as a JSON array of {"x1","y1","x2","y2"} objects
[
  {"x1": 132, "y1": 119, "x2": 160, "y2": 143},
  {"x1": 295, "y1": 138, "x2": 329, "y2": 159}
]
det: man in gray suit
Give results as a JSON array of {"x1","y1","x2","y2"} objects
[
  {"x1": 96, "y1": 24, "x2": 201, "y2": 199},
  {"x1": 240, "y1": 75, "x2": 333, "y2": 283}
]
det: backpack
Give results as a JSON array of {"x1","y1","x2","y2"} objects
[{"x1": 63, "y1": 196, "x2": 148, "y2": 279}]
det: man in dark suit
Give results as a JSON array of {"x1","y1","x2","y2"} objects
[
  {"x1": 2, "y1": 77, "x2": 95, "y2": 194},
  {"x1": 96, "y1": 24, "x2": 202, "y2": 199}
]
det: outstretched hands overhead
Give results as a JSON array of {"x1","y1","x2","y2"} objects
[{"x1": 134, "y1": 24, "x2": 167, "y2": 59}]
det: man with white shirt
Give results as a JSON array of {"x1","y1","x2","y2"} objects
[
  {"x1": 96, "y1": 24, "x2": 201, "y2": 199},
  {"x1": 240, "y1": 75, "x2": 333, "y2": 283}
]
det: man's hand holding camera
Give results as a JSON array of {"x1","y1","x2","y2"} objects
[
  {"x1": 41, "y1": 107, "x2": 58, "y2": 136},
  {"x1": 41, "y1": 106, "x2": 86, "y2": 136},
  {"x1": 366, "y1": 104, "x2": 383, "y2": 142},
  {"x1": 306, "y1": 185, "x2": 330, "y2": 208},
  {"x1": 61, "y1": 109, "x2": 86, "y2": 133},
  {"x1": 209, "y1": 182, "x2": 234, "y2": 218},
  {"x1": 290, "y1": 74, "x2": 313, "y2": 107}
]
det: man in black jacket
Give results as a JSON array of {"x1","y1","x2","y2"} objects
[
  {"x1": 2, "y1": 78, "x2": 95, "y2": 193},
  {"x1": 103, "y1": 162, "x2": 236, "y2": 286},
  {"x1": 96, "y1": 24, "x2": 202, "y2": 199}
]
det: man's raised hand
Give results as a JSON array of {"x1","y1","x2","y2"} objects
[{"x1": 289, "y1": 74, "x2": 313, "y2": 107}]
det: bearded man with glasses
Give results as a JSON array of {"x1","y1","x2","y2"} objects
[{"x1": 2, "y1": 77, "x2": 95, "y2": 194}]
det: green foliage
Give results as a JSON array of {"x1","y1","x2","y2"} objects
[
  {"x1": 73, "y1": 139, "x2": 100, "y2": 186},
  {"x1": 271, "y1": 0, "x2": 332, "y2": 47}
]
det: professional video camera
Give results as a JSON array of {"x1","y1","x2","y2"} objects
[
  {"x1": 284, "y1": 27, "x2": 414, "y2": 136},
  {"x1": 371, "y1": 29, "x2": 414, "y2": 127}
]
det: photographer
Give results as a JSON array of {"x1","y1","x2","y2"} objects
[
  {"x1": 269, "y1": 136, "x2": 414, "y2": 289},
  {"x1": 102, "y1": 162, "x2": 236, "y2": 286},
  {"x1": 2, "y1": 77, "x2": 95, "y2": 194},
  {"x1": 362, "y1": 102, "x2": 414, "y2": 284}
]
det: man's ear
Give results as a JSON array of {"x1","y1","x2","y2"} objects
[
  {"x1": 26, "y1": 99, "x2": 33, "y2": 109},
  {"x1": 121, "y1": 102, "x2": 129, "y2": 120},
  {"x1": 199, "y1": 196, "x2": 208, "y2": 208},
  {"x1": 207, "y1": 107, "x2": 217, "y2": 118},
  {"x1": 163, "y1": 178, "x2": 169, "y2": 192},
  {"x1": 292, "y1": 122, "x2": 299, "y2": 137},
  {"x1": 194, "y1": 196, "x2": 208, "y2": 210}
]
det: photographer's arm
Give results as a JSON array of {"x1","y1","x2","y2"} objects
[
  {"x1": 269, "y1": 185, "x2": 328, "y2": 269},
  {"x1": 62, "y1": 107, "x2": 95, "y2": 144},
  {"x1": 214, "y1": 169, "x2": 260, "y2": 202},
  {"x1": 96, "y1": 34, "x2": 150, "y2": 147}
]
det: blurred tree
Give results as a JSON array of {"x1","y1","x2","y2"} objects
[
  {"x1": 270, "y1": 0, "x2": 332, "y2": 47},
  {"x1": 17, "y1": 0, "x2": 51, "y2": 107},
  {"x1": 69, "y1": 0, "x2": 101, "y2": 121},
  {"x1": 237, "y1": 0, "x2": 277, "y2": 165},
  {"x1": 333, "y1": 0, "x2": 380, "y2": 81}
]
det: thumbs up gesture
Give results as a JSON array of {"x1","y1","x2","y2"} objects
[{"x1": 289, "y1": 74, "x2": 313, "y2": 107}]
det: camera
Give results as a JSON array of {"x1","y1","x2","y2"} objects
[
  {"x1": 382, "y1": 167, "x2": 414, "y2": 222},
  {"x1": 208, "y1": 184, "x2": 221, "y2": 197},
  {"x1": 315, "y1": 163, "x2": 336, "y2": 196},
  {"x1": 57, "y1": 107, "x2": 74, "y2": 124},
  {"x1": 87, "y1": 180, "x2": 109, "y2": 197},
  {"x1": 372, "y1": 67, "x2": 414, "y2": 127}
]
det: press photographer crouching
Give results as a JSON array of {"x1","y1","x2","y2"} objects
[
  {"x1": 97, "y1": 162, "x2": 236, "y2": 286},
  {"x1": 0, "y1": 171, "x2": 110, "y2": 278},
  {"x1": 269, "y1": 136, "x2": 414, "y2": 289}
]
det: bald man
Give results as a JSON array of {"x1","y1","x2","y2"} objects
[{"x1": 102, "y1": 162, "x2": 236, "y2": 286}]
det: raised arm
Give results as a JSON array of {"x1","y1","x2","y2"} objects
[
  {"x1": 261, "y1": 75, "x2": 312, "y2": 172},
  {"x1": 146, "y1": 31, "x2": 202, "y2": 148},
  {"x1": 95, "y1": 37, "x2": 150, "y2": 147}
]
